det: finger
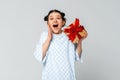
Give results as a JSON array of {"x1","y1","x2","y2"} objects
[
  {"x1": 48, "y1": 26, "x2": 52, "y2": 32},
  {"x1": 83, "y1": 30, "x2": 88, "y2": 37},
  {"x1": 82, "y1": 32, "x2": 88, "y2": 39}
]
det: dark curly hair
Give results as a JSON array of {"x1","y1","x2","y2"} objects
[{"x1": 44, "y1": 9, "x2": 66, "y2": 22}]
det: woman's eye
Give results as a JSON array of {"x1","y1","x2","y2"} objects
[
  {"x1": 49, "y1": 17, "x2": 61, "y2": 20},
  {"x1": 49, "y1": 18, "x2": 53, "y2": 20},
  {"x1": 57, "y1": 18, "x2": 61, "y2": 19}
]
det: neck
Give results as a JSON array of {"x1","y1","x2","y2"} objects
[{"x1": 53, "y1": 30, "x2": 63, "y2": 34}]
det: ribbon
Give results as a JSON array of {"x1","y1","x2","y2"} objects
[{"x1": 64, "y1": 18, "x2": 85, "y2": 43}]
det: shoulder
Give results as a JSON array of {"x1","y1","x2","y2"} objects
[
  {"x1": 41, "y1": 31, "x2": 48, "y2": 36},
  {"x1": 38, "y1": 31, "x2": 48, "y2": 42},
  {"x1": 40, "y1": 31, "x2": 48, "y2": 38},
  {"x1": 62, "y1": 32, "x2": 69, "y2": 39}
]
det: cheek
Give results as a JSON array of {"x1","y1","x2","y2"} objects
[
  {"x1": 47, "y1": 21, "x2": 52, "y2": 27},
  {"x1": 60, "y1": 22, "x2": 65, "y2": 27}
]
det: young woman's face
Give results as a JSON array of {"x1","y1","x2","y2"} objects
[{"x1": 47, "y1": 12, "x2": 65, "y2": 34}]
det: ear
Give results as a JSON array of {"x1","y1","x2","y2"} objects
[
  {"x1": 47, "y1": 21, "x2": 49, "y2": 26},
  {"x1": 62, "y1": 21, "x2": 66, "y2": 27}
]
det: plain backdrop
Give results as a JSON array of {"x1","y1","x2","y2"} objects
[{"x1": 0, "y1": 0, "x2": 120, "y2": 80}]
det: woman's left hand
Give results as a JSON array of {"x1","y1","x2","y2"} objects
[{"x1": 78, "y1": 30, "x2": 88, "y2": 43}]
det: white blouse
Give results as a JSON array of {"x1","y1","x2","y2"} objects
[{"x1": 34, "y1": 31, "x2": 82, "y2": 80}]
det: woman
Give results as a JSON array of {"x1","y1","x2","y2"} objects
[{"x1": 34, "y1": 9, "x2": 87, "y2": 80}]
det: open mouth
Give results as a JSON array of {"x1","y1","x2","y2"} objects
[{"x1": 53, "y1": 24, "x2": 58, "y2": 28}]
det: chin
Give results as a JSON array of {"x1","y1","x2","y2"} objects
[
  {"x1": 53, "y1": 32, "x2": 59, "y2": 34},
  {"x1": 53, "y1": 30, "x2": 60, "y2": 34}
]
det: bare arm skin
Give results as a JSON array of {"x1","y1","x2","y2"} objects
[
  {"x1": 42, "y1": 27, "x2": 52, "y2": 60},
  {"x1": 76, "y1": 30, "x2": 88, "y2": 57}
]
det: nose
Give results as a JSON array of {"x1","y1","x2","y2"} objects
[{"x1": 53, "y1": 19, "x2": 57, "y2": 23}]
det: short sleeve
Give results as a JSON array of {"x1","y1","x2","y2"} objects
[
  {"x1": 68, "y1": 41, "x2": 83, "y2": 63},
  {"x1": 72, "y1": 43, "x2": 83, "y2": 63},
  {"x1": 75, "y1": 50, "x2": 83, "y2": 63},
  {"x1": 34, "y1": 31, "x2": 48, "y2": 64}
]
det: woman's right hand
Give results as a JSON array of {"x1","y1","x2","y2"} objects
[
  {"x1": 42, "y1": 26, "x2": 52, "y2": 60},
  {"x1": 47, "y1": 26, "x2": 53, "y2": 41}
]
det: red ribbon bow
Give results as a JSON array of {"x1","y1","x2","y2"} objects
[{"x1": 64, "y1": 18, "x2": 85, "y2": 43}]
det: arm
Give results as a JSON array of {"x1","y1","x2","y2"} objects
[
  {"x1": 76, "y1": 30, "x2": 88, "y2": 57},
  {"x1": 42, "y1": 37, "x2": 51, "y2": 60},
  {"x1": 42, "y1": 27, "x2": 52, "y2": 60},
  {"x1": 76, "y1": 40, "x2": 82, "y2": 57}
]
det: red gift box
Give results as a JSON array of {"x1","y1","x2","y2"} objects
[{"x1": 64, "y1": 18, "x2": 86, "y2": 43}]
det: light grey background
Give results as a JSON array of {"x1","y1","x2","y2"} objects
[{"x1": 0, "y1": 0, "x2": 120, "y2": 80}]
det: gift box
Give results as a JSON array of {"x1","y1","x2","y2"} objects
[{"x1": 64, "y1": 18, "x2": 86, "y2": 44}]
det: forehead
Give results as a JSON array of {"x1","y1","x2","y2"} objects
[{"x1": 49, "y1": 12, "x2": 61, "y2": 17}]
